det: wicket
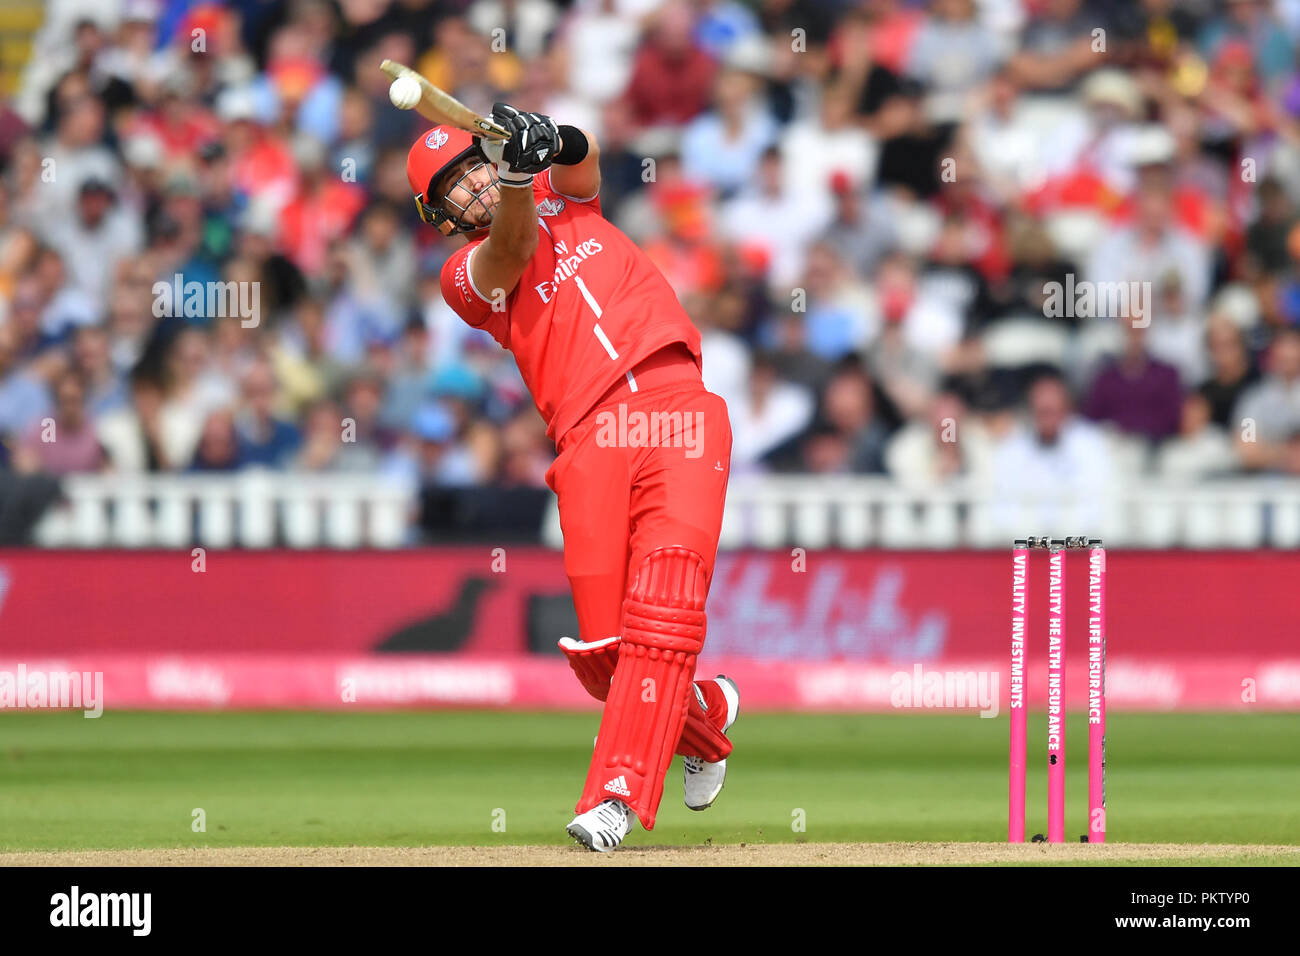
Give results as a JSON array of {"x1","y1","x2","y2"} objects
[{"x1": 1008, "y1": 537, "x2": 1107, "y2": 844}]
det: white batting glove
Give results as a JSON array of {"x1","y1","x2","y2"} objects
[{"x1": 481, "y1": 138, "x2": 533, "y2": 187}]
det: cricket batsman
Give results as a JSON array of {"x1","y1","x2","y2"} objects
[{"x1": 407, "y1": 105, "x2": 738, "y2": 851}]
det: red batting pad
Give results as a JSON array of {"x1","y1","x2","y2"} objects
[
  {"x1": 576, "y1": 547, "x2": 708, "y2": 829},
  {"x1": 559, "y1": 636, "x2": 733, "y2": 761}
]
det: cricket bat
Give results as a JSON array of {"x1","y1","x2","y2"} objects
[{"x1": 380, "y1": 59, "x2": 511, "y2": 141}]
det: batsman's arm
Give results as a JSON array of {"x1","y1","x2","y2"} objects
[
  {"x1": 550, "y1": 127, "x2": 600, "y2": 201},
  {"x1": 470, "y1": 178, "x2": 539, "y2": 301}
]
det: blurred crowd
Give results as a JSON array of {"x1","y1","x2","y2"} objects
[{"x1": 4, "y1": 0, "x2": 1300, "y2": 505}]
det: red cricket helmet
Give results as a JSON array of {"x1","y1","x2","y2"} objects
[{"x1": 406, "y1": 125, "x2": 495, "y2": 236}]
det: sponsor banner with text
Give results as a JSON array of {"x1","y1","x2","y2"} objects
[{"x1": 0, "y1": 550, "x2": 1294, "y2": 710}]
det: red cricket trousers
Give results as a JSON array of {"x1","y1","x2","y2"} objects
[{"x1": 546, "y1": 347, "x2": 732, "y2": 721}]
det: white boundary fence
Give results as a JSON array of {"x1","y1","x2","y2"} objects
[
  {"x1": 543, "y1": 476, "x2": 1300, "y2": 550},
  {"x1": 707, "y1": 476, "x2": 1300, "y2": 550},
  {"x1": 28, "y1": 473, "x2": 1300, "y2": 549},
  {"x1": 32, "y1": 472, "x2": 413, "y2": 549}
]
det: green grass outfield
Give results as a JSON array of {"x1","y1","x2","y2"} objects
[{"x1": 0, "y1": 711, "x2": 1297, "y2": 858}]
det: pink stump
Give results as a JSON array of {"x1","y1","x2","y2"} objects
[
  {"x1": 1009, "y1": 544, "x2": 1028, "y2": 842},
  {"x1": 1088, "y1": 544, "x2": 1107, "y2": 843},
  {"x1": 1046, "y1": 546, "x2": 1065, "y2": 843}
]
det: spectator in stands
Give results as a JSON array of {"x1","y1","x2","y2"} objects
[
  {"x1": 719, "y1": 147, "x2": 831, "y2": 293},
  {"x1": 416, "y1": 15, "x2": 515, "y2": 112},
  {"x1": 780, "y1": 84, "x2": 877, "y2": 211},
  {"x1": 1199, "y1": 316, "x2": 1260, "y2": 429},
  {"x1": 830, "y1": 0, "x2": 924, "y2": 79},
  {"x1": 872, "y1": 78, "x2": 952, "y2": 200},
  {"x1": 388, "y1": 401, "x2": 487, "y2": 487},
  {"x1": 1037, "y1": 69, "x2": 1144, "y2": 213},
  {"x1": 98, "y1": 1, "x2": 160, "y2": 93},
  {"x1": 0, "y1": 321, "x2": 50, "y2": 444},
  {"x1": 1087, "y1": 158, "x2": 1212, "y2": 313},
  {"x1": 40, "y1": 177, "x2": 141, "y2": 309},
  {"x1": 886, "y1": 387, "x2": 993, "y2": 488},
  {"x1": 695, "y1": 296, "x2": 751, "y2": 413},
  {"x1": 1235, "y1": 327, "x2": 1300, "y2": 469},
  {"x1": 468, "y1": 0, "x2": 559, "y2": 63},
  {"x1": 681, "y1": 51, "x2": 778, "y2": 199},
  {"x1": 158, "y1": 326, "x2": 237, "y2": 469},
  {"x1": 334, "y1": 371, "x2": 400, "y2": 471},
  {"x1": 639, "y1": 168, "x2": 725, "y2": 299},
  {"x1": 8, "y1": 0, "x2": 1300, "y2": 546},
  {"x1": 236, "y1": 360, "x2": 301, "y2": 469},
  {"x1": 296, "y1": 398, "x2": 347, "y2": 472},
  {"x1": 32, "y1": 245, "x2": 97, "y2": 343},
  {"x1": 819, "y1": 172, "x2": 897, "y2": 279},
  {"x1": 496, "y1": 408, "x2": 554, "y2": 488},
  {"x1": 97, "y1": 371, "x2": 170, "y2": 472},
  {"x1": 273, "y1": 297, "x2": 346, "y2": 410},
  {"x1": 1198, "y1": 0, "x2": 1295, "y2": 85},
  {"x1": 995, "y1": 215, "x2": 1077, "y2": 328},
  {"x1": 1279, "y1": 429, "x2": 1300, "y2": 476},
  {"x1": 1157, "y1": 392, "x2": 1237, "y2": 481},
  {"x1": 1145, "y1": 274, "x2": 1208, "y2": 388},
  {"x1": 279, "y1": 135, "x2": 366, "y2": 277},
  {"x1": 37, "y1": 89, "x2": 120, "y2": 219},
  {"x1": 1010, "y1": 0, "x2": 1106, "y2": 93},
  {"x1": 190, "y1": 408, "x2": 243, "y2": 472},
  {"x1": 623, "y1": 1, "x2": 718, "y2": 129},
  {"x1": 215, "y1": 85, "x2": 296, "y2": 213},
  {"x1": 0, "y1": 188, "x2": 29, "y2": 289},
  {"x1": 795, "y1": 240, "x2": 877, "y2": 362},
  {"x1": 1082, "y1": 323, "x2": 1184, "y2": 443},
  {"x1": 965, "y1": 66, "x2": 1043, "y2": 206},
  {"x1": 906, "y1": 0, "x2": 1002, "y2": 123},
  {"x1": 991, "y1": 371, "x2": 1114, "y2": 531},
  {"x1": 729, "y1": 353, "x2": 815, "y2": 470},
  {"x1": 765, "y1": 311, "x2": 836, "y2": 392},
  {"x1": 863, "y1": 253, "x2": 960, "y2": 420},
  {"x1": 378, "y1": 317, "x2": 434, "y2": 433},
  {"x1": 803, "y1": 364, "x2": 890, "y2": 474},
  {"x1": 693, "y1": 0, "x2": 764, "y2": 59},
  {"x1": 71, "y1": 325, "x2": 127, "y2": 418},
  {"x1": 104, "y1": 258, "x2": 158, "y2": 376},
  {"x1": 561, "y1": 0, "x2": 650, "y2": 109},
  {"x1": 6, "y1": 274, "x2": 61, "y2": 359},
  {"x1": 1243, "y1": 177, "x2": 1297, "y2": 280},
  {"x1": 12, "y1": 370, "x2": 104, "y2": 475},
  {"x1": 343, "y1": 199, "x2": 418, "y2": 311}
]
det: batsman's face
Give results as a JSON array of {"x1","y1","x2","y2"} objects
[{"x1": 438, "y1": 156, "x2": 500, "y2": 230}]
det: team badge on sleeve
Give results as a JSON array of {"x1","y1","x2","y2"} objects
[{"x1": 536, "y1": 197, "x2": 566, "y2": 217}]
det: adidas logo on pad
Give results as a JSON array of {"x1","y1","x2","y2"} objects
[{"x1": 603, "y1": 775, "x2": 631, "y2": 796}]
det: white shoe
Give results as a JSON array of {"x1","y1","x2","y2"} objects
[
  {"x1": 684, "y1": 675, "x2": 739, "y2": 811},
  {"x1": 567, "y1": 798, "x2": 634, "y2": 852}
]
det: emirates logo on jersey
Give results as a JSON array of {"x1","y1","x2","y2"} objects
[
  {"x1": 536, "y1": 197, "x2": 566, "y2": 217},
  {"x1": 426, "y1": 129, "x2": 450, "y2": 150},
  {"x1": 534, "y1": 237, "x2": 604, "y2": 303}
]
